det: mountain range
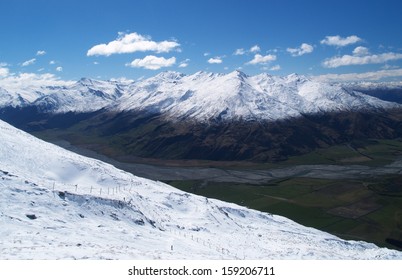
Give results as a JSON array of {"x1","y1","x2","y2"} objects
[
  {"x1": 1, "y1": 71, "x2": 400, "y2": 118},
  {"x1": 1, "y1": 118, "x2": 401, "y2": 259},
  {"x1": 1, "y1": 71, "x2": 402, "y2": 161}
]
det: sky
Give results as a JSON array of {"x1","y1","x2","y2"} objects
[{"x1": 1, "y1": 0, "x2": 402, "y2": 86}]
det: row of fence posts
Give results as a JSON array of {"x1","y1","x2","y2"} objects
[{"x1": 45, "y1": 178, "x2": 244, "y2": 259}]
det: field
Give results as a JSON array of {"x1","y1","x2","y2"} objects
[
  {"x1": 166, "y1": 175, "x2": 402, "y2": 250},
  {"x1": 165, "y1": 139, "x2": 402, "y2": 251}
]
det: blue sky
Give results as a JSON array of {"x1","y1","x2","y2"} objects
[{"x1": 1, "y1": 0, "x2": 402, "y2": 84}]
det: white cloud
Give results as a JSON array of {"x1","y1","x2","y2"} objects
[
  {"x1": 36, "y1": 50, "x2": 46, "y2": 56},
  {"x1": 250, "y1": 45, "x2": 261, "y2": 53},
  {"x1": 178, "y1": 59, "x2": 190, "y2": 68},
  {"x1": 381, "y1": 64, "x2": 399, "y2": 70},
  {"x1": 247, "y1": 54, "x2": 276, "y2": 65},
  {"x1": 87, "y1": 32, "x2": 180, "y2": 56},
  {"x1": 352, "y1": 46, "x2": 370, "y2": 56},
  {"x1": 126, "y1": 55, "x2": 176, "y2": 70},
  {"x1": 0, "y1": 67, "x2": 9, "y2": 77},
  {"x1": 287, "y1": 43, "x2": 314, "y2": 57},
  {"x1": 313, "y1": 69, "x2": 402, "y2": 82},
  {"x1": 234, "y1": 48, "x2": 245, "y2": 55},
  {"x1": 21, "y1": 58, "x2": 36, "y2": 67},
  {"x1": 49, "y1": 60, "x2": 56, "y2": 65},
  {"x1": 0, "y1": 63, "x2": 10, "y2": 77},
  {"x1": 208, "y1": 57, "x2": 223, "y2": 64},
  {"x1": 269, "y1": 65, "x2": 281, "y2": 71},
  {"x1": 323, "y1": 52, "x2": 402, "y2": 68},
  {"x1": 0, "y1": 72, "x2": 74, "y2": 91},
  {"x1": 203, "y1": 52, "x2": 210, "y2": 56},
  {"x1": 56, "y1": 66, "x2": 63, "y2": 72},
  {"x1": 109, "y1": 77, "x2": 135, "y2": 84},
  {"x1": 234, "y1": 45, "x2": 261, "y2": 56},
  {"x1": 320, "y1": 35, "x2": 362, "y2": 47}
]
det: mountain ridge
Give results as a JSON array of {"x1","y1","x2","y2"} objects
[{"x1": 1, "y1": 71, "x2": 400, "y2": 120}]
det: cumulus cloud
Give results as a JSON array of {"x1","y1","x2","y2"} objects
[
  {"x1": 352, "y1": 46, "x2": 370, "y2": 56},
  {"x1": 36, "y1": 50, "x2": 46, "y2": 56},
  {"x1": 0, "y1": 66, "x2": 9, "y2": 77},
  {"x1": 269, "y1": 65, "x2": 281, "y2": 71},
  {"x1": 247, "y1": 54, "x2": 276, "y2": 65},
  {"x1": 126, "y1": 55, "x2": 176, "y2": 70},
  {"x1": 0, "y1": 63, "x2": 10, "y2": 77},
  {"x1": 21, "y1": 58, "x2": 36, "y2": 67},
  {"x1": 320, "y1": 35, "x2": 362, "y2": 47},
  {"x1": 250, "y1": 45, "x2": 261, "y2": 53},
  {"x1": 49, "y1": 60, "x2": 56, "y2": 65},
  {"x1": 0, "y1": 72, "x2": 74, "y2": 91},
  {"x1": 178, "y1": 59, "x2": 190, "y2": 68},
  {"x1": 287, "y1": 43, "x2": 314, "y2": 57},
  {"x1": 323, "y1": 52, "x2": 402, "y2": 68},
  {"x1": 313, "y1": 69, "x2": 402, "y2": 82},
  {"x1": 207, "y1": 57, "x2": 223, "y2": 64},
  {"x1": 234, "y1": 48, "x2": 245, "y2": 55},
  {"x1": 56, "y1": 66, "x2": 63, "y2": 72},
  {"x1": 87, "y1": 32, "x2": 180, "y2": 56},
  {"x1": 234, "y1": 45, "x2": 261, "y2": 55}
]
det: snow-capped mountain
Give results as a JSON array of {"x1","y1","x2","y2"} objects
[
  {"x1": 116, "y1": 70, "x2": 399, "y2": 121},
  {"x1": 0, "y1": 78, "x2": 125, "y2": 113},
  {"x1": 32, "y1": 78, "x2": 127, "y2": 113},
  {"x1": 1, "y1": 118, "x2": 401, "y2": 259},
  {"x1": 1, "y1": 71, "x2": 399, "y2": 120},
  {"x1": 342, "y1": 81, "x2": 402, "y2": 104},
  {"x1": 2, "y1": 71, "x2": 402, "y2": 162}
]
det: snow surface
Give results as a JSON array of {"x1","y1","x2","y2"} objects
[
  {"x1": 1, "y1": 119, "x2": 401, "y2": 259},
  {"x1": 1, "y1": 71, "x2": 399, "y2": 120},
  {"x1": 117, "y1": 71, "x2": 399, "y2": 121}
]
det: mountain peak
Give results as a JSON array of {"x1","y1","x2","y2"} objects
[
  {"x1": 227, "y1": 70, "x2": 249, "y2": 79},
  {"x1": 285, "y1": 73, "x2": 309, "y2": 83},
  {"x1": 77, "y1": 77, "x2": 95, "y2": 85},
  {"x1": 154, "y1": 71, "x2": 185, "y2": 81}
]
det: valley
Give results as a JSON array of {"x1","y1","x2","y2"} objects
[
  {"x1": 2, "y1": 71, "x2": 402, "y2": 257},
  {"x1": 36, "y1": 134, "x2": 402, "y2": 251}
]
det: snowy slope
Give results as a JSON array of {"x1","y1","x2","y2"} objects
[
  {"x1": 0, "y1": 87, "x2": 32, "y2": 107},
  {"x1": 116, "y1": 71, "x2": 399, "y2": 121},
  {"x1": 31, "y1": 79, "x2": 125, "y2": 113},
  {"x1": 0, "y1": 78, "x2": 124, "y2": 113},
  {"x1": 1, "y1": 119, "x2": 401, "y2": 259}
]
